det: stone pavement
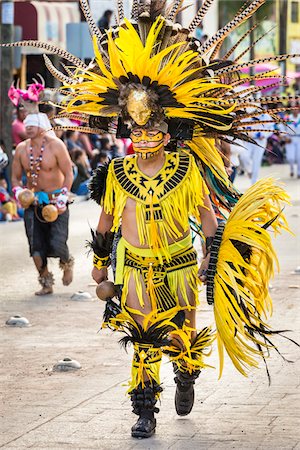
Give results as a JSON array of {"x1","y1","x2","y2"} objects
[{"x1": 0, "y1": 164, "x2": 299, "y2": 450}]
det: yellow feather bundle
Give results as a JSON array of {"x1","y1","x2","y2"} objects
[{"x1": 213, "y1": 178, "x2": 291, "y2": 378}]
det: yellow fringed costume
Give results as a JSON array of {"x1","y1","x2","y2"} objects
[
  {"x1": 13, "y1": 0, "x2": 298, "y2": 438},
  {"x1": 104, "y1": 151, "x2": 209, "y2": 262}
]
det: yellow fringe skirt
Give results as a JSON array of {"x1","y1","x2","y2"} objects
[{"x1": 115, "y1": 234, "x2": 200, "y2": 315}]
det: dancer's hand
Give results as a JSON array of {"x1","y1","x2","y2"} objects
[
  {"x1": 198, "y1": 254, "x2": 210, "y2": 284},
  {"x1": 92, "y1": 267, "x2": 108, "y2": 284}
]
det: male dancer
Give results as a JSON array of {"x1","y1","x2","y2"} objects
[
  {"x1": 91, "y1": 122, "x2": 219, "y2": 437},
  {"x1": 12, "y1": 113, "x2": 74, "y2": 295}
]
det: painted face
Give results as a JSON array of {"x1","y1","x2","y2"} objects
[
  {"x1": 127, "y1": 90, "x2": 152, "y2": 126},
  {"x1": 130, "y1": 129, "x2": 165, "y2": 160}
]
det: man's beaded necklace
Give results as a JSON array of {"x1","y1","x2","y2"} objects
[{"x1": 28, "y1": 141, "x2": 45, "y2": 188}]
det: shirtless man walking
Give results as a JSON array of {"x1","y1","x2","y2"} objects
[{"x1": 12, "y1": 113, "x2": 74, "y2": 295}]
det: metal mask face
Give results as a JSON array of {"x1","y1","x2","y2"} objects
[
  {"x1": 131, "y1": 129, "x2": 165, "y2": 160},
  {"x1": 127, "y1": 90, "x2": 152, "y2": 126}
]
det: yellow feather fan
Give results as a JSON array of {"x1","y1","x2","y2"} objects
[{"x1": 208, "y1": 178, "x2": 291, "y2": 378}]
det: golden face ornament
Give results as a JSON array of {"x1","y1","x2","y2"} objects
[
  {"x1": 126, "y1": 90, "x2": 152, "y2": 126},
  {"x1": 130, "y1": 129, "x2": 165, "y2": 160}
]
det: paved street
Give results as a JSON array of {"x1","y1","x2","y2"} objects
[{"x1": 1, "y1": 164, "x2": 300, "y2": 450}]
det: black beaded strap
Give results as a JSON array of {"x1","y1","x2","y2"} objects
[{"x1": 206, "y1": 222, "x2": 226, "y2": 305}]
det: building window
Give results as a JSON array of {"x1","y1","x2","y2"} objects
[{"x1": 291, "y1": 1, "x2": 299, "y2": 23}]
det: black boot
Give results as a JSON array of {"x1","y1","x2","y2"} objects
[
  {"x1": 174, "y1": 365, "x2": 200, "y2": 416},
  {"x1": 130, "y1": 382, "x2": 162, "y2": 439}
]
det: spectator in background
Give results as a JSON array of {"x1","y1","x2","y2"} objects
[
  {"x1": 0, "y1": 140, "x2": 12, "y2": 193},
  {"x1": 243, "y1": 111, "x2": 274, "y2": 185},
  {"x1": 284, "y1": 109, "x2": 300, "y2": 178},
  {"x1": 215, "y1": 138, "x2": 232, "y2": 177},
  {"x1": 97, "y1": 10, "x2": 113, "y2": 31},
  {"x1": 65, "y1": 130, "x2": 83, "y2": 154},
  {"x1": 91, "y1": 150, "x2": 109, "y2": 170},
  {"x1": 12, "y1": 106, "x2": 27, "y2": 147},
  {"x1": 71, "y1": 149, "x2": 91, "y2": 196},
  {"x1": 229, "y1": 141, "x2": 242, "y2": 183},
  {"x1": 0, "y1": 176, "x2": 21, "y2": 221},
  {"x1": 78, "y1": 131, "x2": 94, "y2": 158}
]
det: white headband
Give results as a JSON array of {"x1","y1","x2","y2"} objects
[{"x1": 24, "y1": 113, "x2": 52, "y2": 130}]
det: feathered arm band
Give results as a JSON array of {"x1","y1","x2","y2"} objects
[
  {"x1": 88, "y1": 162, "x2": 111, "y2": 205},
  {"x1": 86, "y1": 229, "x2": 114, "y2": 269}
]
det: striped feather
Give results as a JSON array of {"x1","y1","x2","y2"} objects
[
  {"x1": 167, "y1": 0, "x2": 183, "y2": 21},
  {"x1": 52, "y1": 113, "x2": 89, "y2": 123},
  {"x1": 79, "y1": 0, "x2": 103, "y2": 42},
  {"x1": 199, "y1": 0, "x2": 266, "y2": 54},
  {"x1": 215, "y1": 54, "x2": 300, "y2": 75},
  {"x1": 117, "y1": 0, "x2": 125, "y2": 22},
  {"x1": 189, "y1": 0, "x2": 215, "y2": 32},
  {"x1": 234, "y1": 25, "x2": 276, "y2": 62},
  {"x1": 52, "y1": 125, "x2": 105, "y2": 134},
  {"x1": 223, "y1": 21, "x2": 259, "y2": 60},
  {"x1": 43, "y1": 55, "x2": 77, "y2": 85},
  {"x1": 60, "y1": 62, "x2": 76, "y2": 78},
  {"x1": 131, "y1": 0, "x2": 139, "y2": 20},
  {"x1": 1, "y1": 41, "x2": 87, "y2": 69}
]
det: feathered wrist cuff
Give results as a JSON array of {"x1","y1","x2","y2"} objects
[{"x1": 86, "y1": 229, "x2": 114, "y2": 267}]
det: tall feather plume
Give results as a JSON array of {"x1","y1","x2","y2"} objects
[
  {"x1": 225, "y1": 80, "x2": 287, "y2": 100},
  {"x1": 210, "y1": 40, "x2": 224, "y2": 60},
  {"x1": 131, "y1": 0, "x2": 139, "y2": 20},
  {"x1": 60, "y1": 62, "x2": 76, "y2": 78},
  {"x1": 209, "y1": 71, "x2": 278, "y2": 99},
  {"x1": 233, "y1": 119, "x2": 285, "y2": 126},
  {"x1": 189, "y1": 0, "x2": 215, "y2": 33},
  {"x1": 199, "y1": 0, "x2": 266, "y2": 55},
  {"x1": 166, "y1": 0, "x2": 183, "y2": 21},
  {"x1": 236, "y1": 105, "x2": 300, "y2": 122},
  {"x1": 1, "y1": 41, "x2": 87, "y2": 69},
  {"x1": 209, "y1": 0, "x2": 256, "y2": 59},
  {"x1": 117, "y1": 0, "x2": 125, "y2": 22},
  {"x1": 222, "y1": 21, "x2": 259, "y2": 60},
  {"x1": 150, "y1": 0, "x2": 167, "y2": 19},
  {"x1": 43, "y1": 55, "x2": 77, "y2": 85},
  {"x1": 230, "y1": 71, "x2": 282, "y2": 88},
  {"x1": 245, "y1": 94, "x2": 300, "y2": 105},
  {"x1": 234, "y1": 25, "x2": 276, "y2": 62},
  {"x1": 79, "y1": 0, "x2": 103, "y2": 42},
  {"x1": 234, "y1": 128, "x2": 289, "y2": 134},
  {"x1": 52, "y1": 125, "x2": 105, "y2": 134},
  {"x1": 52, "y1": 113, "x2": 90, "y2": 123},
  {"x1": 214, "y1": 54, "x2": 300, "y2": 76}
]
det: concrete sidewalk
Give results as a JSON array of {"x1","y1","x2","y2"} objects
[{"x1": 0, "y1": 164, "x2": 299, "y2": 450}]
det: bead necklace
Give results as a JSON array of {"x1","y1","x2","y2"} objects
[{"x1": 29, "y1": 141, "x2": 45, "y2": 187}]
